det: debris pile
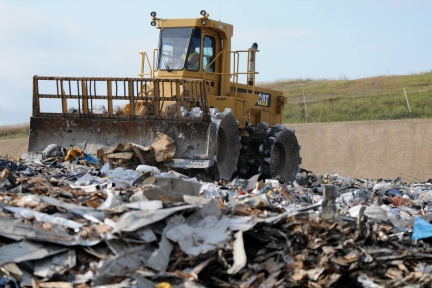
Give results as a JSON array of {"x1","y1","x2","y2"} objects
[{"x1": 1, "y1": 151, "x2": 432, "y2": 287}]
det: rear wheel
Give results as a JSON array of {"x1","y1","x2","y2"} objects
[
  {"x1": 270, "y1": 127, "x2": 300, "y2": 182},
  {"x1": 270, "y1": 142, "x2": 285, "y2": 176},
  {"x1": 237, "y1": 123, "x2": 300, "y2": 183}
]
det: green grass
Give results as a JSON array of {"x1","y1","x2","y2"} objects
[
  {"x1": 259, "y1": 72, "x2": 432, "y2": 123},
  {"x1": 0, "y1": 123, "x2": 29, "y2": 140}
]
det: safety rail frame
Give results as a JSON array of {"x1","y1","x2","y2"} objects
[
  {"x1": 203, "y1": 48, "x2": 259, "y2": 97},
  {"x1": 138, "y1": 51, "x2": 153, "y2": 78},
  {"x1": 32, "y1": 76, "x2": 211, "y2": 122}
]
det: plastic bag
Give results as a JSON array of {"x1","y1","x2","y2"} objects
[
  {"x1": 412, "y1": 217, "x2": 432, "y2": 240},
  {"x1": 72, "y1": 153, "x2": 99, "y2": 165},
  {"x1": 18, "y1": 194, "x2": 41, "y2": 208},
  {"x1": 41, "y1": 144, "x2": 67, "y2": 159},
  {"x1": 388, "y1": 188, "x2": 402, "y2": 197},
  {"x1": 136, "y1": 164, "x2": 161, "y2": 174}
]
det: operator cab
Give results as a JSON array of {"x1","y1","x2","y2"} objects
[
  {"x1": 157, "y1": 27, "x2": 216, "y2": 73},
  {"x1": 147, "y1": 11, "x2": 234, "y2": 96}
]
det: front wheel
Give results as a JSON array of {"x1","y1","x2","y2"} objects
[{"x1": 211, "y1": 113, "x2": 241, "y2": 180}]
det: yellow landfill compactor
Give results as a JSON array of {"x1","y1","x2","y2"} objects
[{"x1": 28, "y1": 11, "x2": 301, "y2": 182}]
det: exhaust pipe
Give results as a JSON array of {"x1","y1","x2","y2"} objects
[{"x1": 248, "y1": 43, "x2": 258, "y2": 86}]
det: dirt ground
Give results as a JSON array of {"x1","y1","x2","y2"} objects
[{"x1": 0, "y1": 138, "x2": 28, "y2": 159}]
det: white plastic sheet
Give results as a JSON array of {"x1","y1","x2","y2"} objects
[{"x1": 4, "y1": 206, "x2": 84, "y2": 229}]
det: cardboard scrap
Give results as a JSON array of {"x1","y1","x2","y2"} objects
[{"x1": 151, "y1": 133, "x2": 176, "y2": 162}]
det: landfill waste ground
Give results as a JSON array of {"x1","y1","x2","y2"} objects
[{"x1": 1, "y1": 142, "x2": 432, "y2": 288}]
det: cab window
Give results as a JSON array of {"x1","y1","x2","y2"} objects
[
  {"x1": 203, "y1": 35, "x2": 215, "y2": 72},
  {"x1": 185, "y1": 28, "x2": 201, "y2": 71},
  {"x1": 158, "y1": 28, "x2": 192, "y2": 71}
]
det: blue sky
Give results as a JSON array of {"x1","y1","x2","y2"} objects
[{"x1": 1, "y1": 0, "x2": 431, "y2": 125}]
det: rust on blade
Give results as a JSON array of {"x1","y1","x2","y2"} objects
[{"x1": 29, "y1": 117, "x2": 217, "y2": 161}]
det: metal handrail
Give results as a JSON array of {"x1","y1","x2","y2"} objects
[
  {"x1": 203, "y1": 48, "x2": 259, "y2": 97},
  {"x1": 152, "y1": 48, "x2": 158, "y2": 78},
  {"x1": 138, "y1": 52, "x2": 153, "y2": 78}
]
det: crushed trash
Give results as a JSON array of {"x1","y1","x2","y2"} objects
[
  {"x1": 1, "y1": 145, "x2": 432, "y2": 287},
  {"x1": 151, "y1": 133, "x2": 176, "y2": 163}
]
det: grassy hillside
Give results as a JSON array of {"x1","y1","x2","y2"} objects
[
  {"x1": 1, "y1": 72, "x2": 431, "y2": 137},
  {"x1": 0, "y1": 123, "x2": 29, "y2": 140},
  {"x1": 260, "y1": 72, "x2": 432, "y2": 123}
]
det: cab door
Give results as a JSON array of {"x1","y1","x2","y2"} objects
[{"x1": 201, "y1": 32, "x2": 220, "y2": 96}]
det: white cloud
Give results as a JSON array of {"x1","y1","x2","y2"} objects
[
  {"x1": 61, "y1": 16, "x2": 86, "y2": 41},
  {"x1": 0, "y1": 3, "x2": 158, "y2": 125},
  {"x1": 0, "y1": 2, "x2": 47, "y2": 37},
  {"x1": 0, "y1": 3, "x2": 85, "y2": 80}
]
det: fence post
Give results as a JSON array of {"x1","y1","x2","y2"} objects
[
  {"x1": 403, "y1": 88, "x2": 413, "y2": 119},
  {"x1": 303, "y1": 93, "x2": 309, "y2": 123}
]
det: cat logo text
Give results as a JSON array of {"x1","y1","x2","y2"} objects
[{"x1": 255, "y1": 93, "x2": 271, "y2": 107}]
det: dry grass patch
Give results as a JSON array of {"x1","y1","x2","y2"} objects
[{"x1": 0, "y1": 123, "x2": 29, "y2": 139}]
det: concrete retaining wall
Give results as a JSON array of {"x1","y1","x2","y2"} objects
[
  {"x1": 286, "y1": 119, "x2": 432, "y2": 181},
  {"x1": 2, "y1": 119, "x2": 431, "y2": 182}
]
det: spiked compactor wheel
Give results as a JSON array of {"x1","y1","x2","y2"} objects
[{"x1": 237, "y1": 123, "x2": 300, "y2": 183}]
